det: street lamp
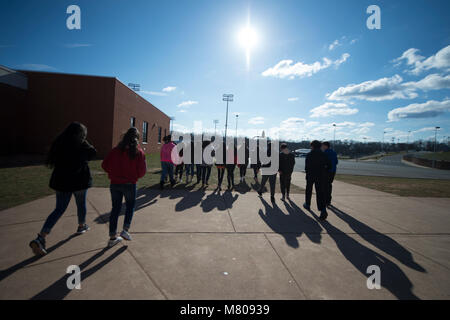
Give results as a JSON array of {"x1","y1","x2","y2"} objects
[
  {"x1": 382, "y1": 131, "x2": 387, "y2": 153},
  {"x1": 222, "y1": 94, "x2": 234, "y2": 139},
  {"x1": 235, "y1": 114, "x2": 239, "y2": 137},
  {"x1": 333, "y1": 123, "x2": 336, "y2": 146},
  {"x1": 434, "y1": 126, "x2": 441, "y2": 153},
  {"x1": 407, "y1": 131, "x2": 411, "y2": 153}
]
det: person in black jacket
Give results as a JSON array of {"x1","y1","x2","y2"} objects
[
  {"x1": 29, "y1": 122, "x2": 97, "y2": 256},
  {"x1": 303, "y1": 140, "x2": 331, "y2": 220},
  {"x1": 257, "y1": 141, "x2": 277, "y2": 203},
  {"x1": 278, "y1": 143, "x2": 295, "y2": 201}
]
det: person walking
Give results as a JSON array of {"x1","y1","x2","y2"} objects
[
  {"x1": 215, "y1": 141, "x2": 226, "y2": 191},
  {"x1": 238, "y1": 140, "x2": 250, "y2": 183},
  {"x1": 159, "y1": 135, "x2": 176, "y2": 190},
  {"x1": 321, "y1": 141, "x2": 338, "y2": 207},
  {"x1": 303, "y1": 140, "x2": 331, "y2": 220},
  {"x1": 29, "y1": 122, "x2": 97, "y2": 256},
  {"x1": 102, "y1": 127, "x2": 147, "y2": 247},
  {"x1": 279, "y1": 143, "x2": 295, "y2": 201},
  {"x1": 226, "y1": 144, "x2": 237, "y2": 190},
  {"x1": 257, "y1": 141, "x2": 277, "y2": 203}
]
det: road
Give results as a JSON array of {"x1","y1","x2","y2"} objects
[{"x1": 294, "y1": 153, "x2": 450, "y2": 179}]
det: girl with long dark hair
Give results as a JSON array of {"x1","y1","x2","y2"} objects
[
  {"x1": 29, "y1": 122, "x2": 97, "y2": 256},
  {"x1": 102, "y1": 127, "x2": 147, "y2": 247}
]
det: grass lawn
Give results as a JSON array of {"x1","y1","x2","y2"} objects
[
  {"x1": 335, "y1": 174, "x2": 450, "y2": 197},
  {"x1": 0, "y1": 153, "x2": 303, "y2": 211},
  {"x1": 418, "y1": 151, "x2": 450, "y2": 161}
]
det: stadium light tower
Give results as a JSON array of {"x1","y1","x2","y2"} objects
[
  {"x1": 434, "y1": 126, "x2": 441, "y2": 153},
  {"x1": 235, "y1": 114, "x2": 239, "y2": 137},
  {"x1": 222, "y1": 94, "x2": 234, "y2": 139}
]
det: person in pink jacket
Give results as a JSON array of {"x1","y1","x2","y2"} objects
[{"x1": 160, "y1": 135, "x2": 176, "y2": 189}]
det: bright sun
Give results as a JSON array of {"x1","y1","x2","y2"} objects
[{"x1": 238, "y1": 25, "x2": 258, "y2": 69}]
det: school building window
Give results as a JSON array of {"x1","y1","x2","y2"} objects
[
  {"x1": 130, "y1": 117, "x2": 136, "y2": 127},
  {"x1": 158, "y1": 127, "x2": 162, "y2": 143},
  {"x1": 143, "y1": 121, "x2": 148, "y2": 143}
]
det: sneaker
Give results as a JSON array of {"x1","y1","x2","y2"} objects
[
  {"x1": 29, "y1": 235, "x2": 47, "y2": 256},
  {"x1": 303, "y1": 203, "x2": 310, "y2": 210},
  {"x1": 108, "y1": 236, "x2": 123, "y2": 247},
  {"x1": 76, "y1": 224, "x2": 90, "y2": 234},
  {"x1": 319, "y1": 210, "x2": 328, "y2": 221},
  {"x1": 120, "y1": 230, "x2": 132, "y2": 241}
]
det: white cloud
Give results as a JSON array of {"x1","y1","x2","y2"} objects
[
  {"x1": 310, "y1": 102, "x2": 358, "y2": 118},
  {"x1": 141, "y1": 91, "x2": 167, "y2": 96},
  {"x1": 162, "y1": 86, "x2": 177, "y2": 92},
  {"x1": 351, "y1": 122, "x2": 375, "y2": 135},
  {"x1": 261, "y1": 53, "x2": 350, "y2": 79},
  {"x1": 350, "y1": 39, "x2": 358, "y2": 45},
  {"x1": 327, "y1": 75, "x2": 417, "y2": 101},
  {"x1": 329, "y1": 39, "x2": 341, "y2": 51},
  {"x1": 287, "y1": 97, "x2": 299, "y2": 102},
  {"x1": 404, "y1": 73, "x2": 450, "y2": 91},
  {"x1": 387, "y1": 99, "x2": 450, "y2": 121},
  {"x1": 248, "y1": 117, "x2": 265, "y2": 125},
  {"x1": 393, "y1": 45, "x2": 450, "y2": 74},
  {"x1": 413, "y1": 127, "x2": 437, "y2": 134},
  {"x1": 178, "y1": 109, "x2": 187, "y2": 113},
  {"x1": 177, "y1": 100, "x2": 198, "y2": 108}
]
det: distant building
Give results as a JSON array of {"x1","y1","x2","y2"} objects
[{"x1": 0, "y1": 65, "x2": 170, "y2": 157}]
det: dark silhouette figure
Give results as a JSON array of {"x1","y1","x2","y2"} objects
[
  {"x1": 200, "y1": 188, "x2": 227, "y2": 212},
  {"x1": 329, "y1": 205, "x2": 426, "y2": 272},
  {"x1": 258, "y1": 197, "x2": 322, "y2": 248},
  {"x1": 31, "y1": 246, "x2": 127, "y2": 300},
  {"x1": 310, "y1": 210, "x2": 419, "y2": 300},
  {"x1": 175, "y1": 188, "x2": 206, "y2": 211}
]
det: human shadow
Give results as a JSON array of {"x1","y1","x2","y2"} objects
[
  {"x1": 308, "y1": 210, "x2": 419, "y2": 300},
  {"x1": 0, "y1": 233, "x2": 80, "y2": 282},
  {"x1": 30, "y1": 246, "x2": 128, "y2": 300},
  {"x1": 175, "y1": 187, "x2": 206, "y2": 212},
  {"x1": 258, "y1": 197, "x2": 322, "y2": 248},
  {"x1": 200, "y1": 188, "x2": 227, "y2": 213},
  {"x1": 234, "y1": 180, "x2": 252, "y2": 194},
  {"x1": 222, "y1": 189, "x2": 239, "y2": 209},
  {"x1": 329, "y1": 205, "x2": 426, "y2": 273}
]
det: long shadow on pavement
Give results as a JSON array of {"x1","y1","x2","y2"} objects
[
  {"x1": 30, "y1": 246, "x2": 127, "y2": 300},
  {"x1": 307, "y1": 209, "x2": 419, "y2": 300},
  {"x1": 258, "y1": 197, "x2": 322, "y2": 248},
  {"x1": 329, "y1": 205, "x2": 426, "y2": 273},
  {"x1": 0, "y1": 233, "x2": 80, "y2": 282}
]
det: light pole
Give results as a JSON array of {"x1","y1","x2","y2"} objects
[
  {"x1": 235, "y1": 114, "x2": 239, "y2": 137},
  {"x1": 434, "y1": 126, "x2": 441, "y2": 153},
  {"x1": 382, "y1": 131, "x2": 386, "y2": 153},
  {"x1": 333, "y1": 123, "x2": 336, "y2": 146},
  {"x1": 222, "y1": 94, "x2": 234, "y2": 139},
  {"x1": 407, "y1": 131, "x2": 411, "y2": 153},
  {"x1": 213, "y1": 120, "x2": 219, "y2": 136}
]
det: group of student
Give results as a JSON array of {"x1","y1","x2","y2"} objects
[
  {"x1": 29, "y1": 123, "x2": 338, "y2": 256},
  {"x1": 29, "y1": 122, "x2": 147, "y2": 256}
]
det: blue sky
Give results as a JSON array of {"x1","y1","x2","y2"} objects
[{"x1": 1, "y1": 0, "x2": 449, "y2": 142}]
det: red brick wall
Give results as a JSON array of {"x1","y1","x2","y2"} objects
[
  {"x1": 113, "y1": 80, "x2": 170, "y2": 155},
  {"x1": 21, "y1": 71, "x2": 116, "y2": 157}
]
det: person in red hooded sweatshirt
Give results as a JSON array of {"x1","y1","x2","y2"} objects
[{"x1": 102, "y1": 127, "x2": 147, "y2": 247}]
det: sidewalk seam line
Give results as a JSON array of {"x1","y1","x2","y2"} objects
[{"x1": 263, "y1": 233, "x2": 309, "y2": 300}]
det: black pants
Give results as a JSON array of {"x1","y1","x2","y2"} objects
[
  {"x1": 226, "y1": 164, "x2": 235, "y2": 186},
  {"x1": 325, "y1": 171, "x2": 336, "y2": 205},
  {"x1": 279, "y1": 173, "x2": 292, "y2": 196},
  {"x1": 305, "y1": 178, "x2": 326, "y2": 211},
  {"x1": 217, "y1": 167, "x2": 225, "y2": 186},
  {"x1": 251, "y1": 164, "x2": 260, "y2": 178},
  {"x1": 239, "y1": 165, "x2": 247, "y2": 178},
  {"x1": 201, "y1": 165, "x2": 211, "y2": 184},
  {"x1": 260, "y1": 174, "x2": 276, "y2": 197},
  {"x1": 175, "y1": 164, "x2": 184, "y2": 179},
  {"x1": 196, "y1": 164, "x2": 202, "y2": 182}
]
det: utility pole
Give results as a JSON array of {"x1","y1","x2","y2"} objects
[
  {"x1": 235, "y1": 114, "x2": 239, "y2": 137},
  {"x1": 213, "y1": 120, "x2": 219, "y2": 136},
  {"x1": 333, "y1": 123, "x2": 336, "y2": 146},
  {"x1": 222, "y1": 94, "x2": 234, "y2": 139},
  {"x1": 407, "y1": 131, "x2": 411, "y2": 153}
]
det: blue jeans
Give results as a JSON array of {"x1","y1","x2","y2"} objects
[
  {"x1": 41, "y1": 189, "x2": 87, "y2": 234},
  {"x1": 185, "y1": 164, "x2": 194, "y2": 176},
  {"x1": 109, "y1": 184, "x2": 137, "y2": 237},
  {"x1": 160, "y1": 161, "x2": 175, "y2": 183}
]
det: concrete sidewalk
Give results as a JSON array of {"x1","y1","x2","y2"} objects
[{"x1": 0, "y1": 174, "x2": 449, "y2": 299}]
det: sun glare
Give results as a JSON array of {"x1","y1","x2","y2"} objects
[{"x1": 238, "y1": 25, "x2": 258, "y2": 69}]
